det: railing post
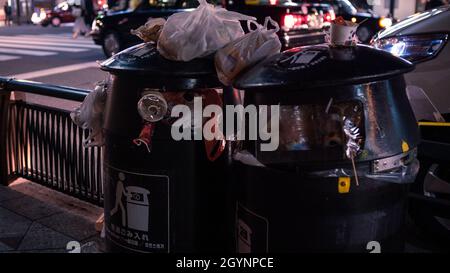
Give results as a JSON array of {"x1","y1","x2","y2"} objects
[{"x1": 0, "y1": 82, "x2": 11, "y2": 186}]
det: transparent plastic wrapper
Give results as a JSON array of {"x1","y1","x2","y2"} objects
[
  {"x1": 157, "y1": 0, "x2": 255, "y2": 61},
  {"x1": 131, "y1": 18, "x2": 166, "y2": 43},
  {"x1": 309, "y1": 150, "x2": 420, "y2": 184},
  {"x1": 279, "y1": 105, "x2": 314, "y2": 151},
  {"x1": 276, "y1": 101, "x2": 363, "y2": 152},
  {"x1": 406, "y1": 85, "x2": 445, "y2": 122},
  {"x1": 233, "y1": 150, "x2": 265, "y2": 167},
  {"x1": 215, "y1": 17, "x2": 281, "y2": 85},
  {"x1": 80, "y1": 241, "x2": 101, "y2": 253},
  {"x1": 70, "y1": 81, "x2": 108, "y2": 147}
]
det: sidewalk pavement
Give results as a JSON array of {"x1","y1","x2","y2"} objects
[
  {"x1": 0, "y1": 179, "x2": 441, "y2": 253},
  {"x1": 0, "y1": 179, "x2": 104, "y2": 253}
]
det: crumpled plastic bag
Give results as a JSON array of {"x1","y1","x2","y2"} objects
[
  {"x1": 70, "y1": 81, "x2": 107, "y2": 147},
  {"x1": 131, "y1": 18, "x2": 166, "y2": 43},
  {"x1": 215, "y1": 17, "x2": 281, "y2": 85},
  {"x1": 233, "y1": 150, "x2": 265, "y2": 167},
  {"x1": 157, "y1": 0, "x2": 255, "y2": 61}
]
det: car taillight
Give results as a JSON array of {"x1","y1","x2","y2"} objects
[
  {"x1": 282, "y1": 14, "x2": 304, "y2": 31},
  {"x1": 372, "y1": 34, "x2": 448, "y2": 63}
]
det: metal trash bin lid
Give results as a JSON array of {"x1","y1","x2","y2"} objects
[
  {"x1": 100, "y1": 43, "x2": 221, "y2": 89},
  {"x1": 234, "y1": 44, "x2": 415, "y2": 90}
]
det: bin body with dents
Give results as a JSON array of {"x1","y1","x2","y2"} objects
[
  {"x1": 232, "y1": 44, "x2": 420, "y2": 252},
  {"x1": 100, "y1": 43, "x2": 236, "y2": 253}
]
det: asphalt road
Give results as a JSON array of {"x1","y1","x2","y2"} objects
[{"x1": 0, "y1": 24, "x2": 108, "y2": 90}]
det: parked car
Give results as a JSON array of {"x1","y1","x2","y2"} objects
[
  {"x1": 372, "y1": 5, "x2": 450, "y2": 245},
  {"x1": 225, "y1": 0, "x2": 335, "y2": 50},
  {"x1": 91, "y1": 0, "x2": 335, "y2": 57},
  {"x1": 372, "y1": 5, "x2": 450, "y2": 114},
  {"x1": 40, "y1": 1, "x2": 76, "y2": 27}
]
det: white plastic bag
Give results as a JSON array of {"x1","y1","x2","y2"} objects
[
  {"x1": 70, "y1": 81, "x2": 107, "y2": 147},
  {"x1": 157, "y1": 0, "x2": 255, "y2": 61},
  {"x1": 215, "y1": 17, "x2": 281, "y2": 85}
]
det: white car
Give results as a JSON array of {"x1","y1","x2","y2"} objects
[
  {"x1": 372, "y1": 5, "x2": 450, "y2": 248},
  {"x1": 372, "y1": 5, "x2": 450, "y2": 114}
]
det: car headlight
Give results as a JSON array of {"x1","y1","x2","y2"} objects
[
  {"x1": 372, "y1": 34, "x2": 448, "y2": 63},
  {"x1": 379, "y1": 17, "x2": 392, "y2": 28}
]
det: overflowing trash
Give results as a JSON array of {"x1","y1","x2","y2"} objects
[
  {"x1": 125, "y1": 1, "x2": 284, "y2": 160},
  {"x1": 215, "y1": 17, "x2": 281, "y2": 85},
  {"x1": 70, "y1": 81, "x2": 108, "y2": 147},
  {"x1": 157, "y1": 0, "x2": 255, "y2": 61},
  {"x1": 130, "y1": 0, "x2": 280, "y2": 86}
]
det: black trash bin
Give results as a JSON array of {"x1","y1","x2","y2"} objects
[
  {"x1": 231, "y1": 44, "x2": 420, "y2": 252},
  {"x1": 100, "y1": 43, "x2": 237, "y2": 253}
]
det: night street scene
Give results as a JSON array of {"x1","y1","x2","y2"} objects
[{"x1": 0, "y1": 0, "x2": 449, "y2": 264}]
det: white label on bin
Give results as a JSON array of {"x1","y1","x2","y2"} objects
[
  {"x1": 292, "y1": 51, "x2": 320, "y2": 64},
  {"x1": 104, "y1": 164, "x2": 170, "y2": 253}
]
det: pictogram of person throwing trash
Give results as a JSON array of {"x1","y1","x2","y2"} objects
[{"x1": 110, "y1": 172, "x2": 151, "y2": 232}]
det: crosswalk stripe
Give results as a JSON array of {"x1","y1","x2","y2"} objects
[
  {"x1": 0, "y1": 37, "x2": 99, "y2": 49},
  {"x1": 0, "y1": 48, "x2": 56, "y2": 56},
  {"x1": 0, "y1": 36, "x2": 96, "y2": 47},
  {"x1": 15, "y1": 35, "x2": 95, "y2": 44},
  {"x1": 36, "y1": 34, "x2": 74, "y2": 37},
  {"x1": 37, "y1": 34, "x2": 85, "y2": 39},
  {"x1": 0, "y1": 42, "x2": 89, "y2": 53},
  {"x1": 0, "y1": 54, "x2": 20, "y2": 61},
  {"x1": 8, "y1": 61, "x2": 98, "y2": 79}
]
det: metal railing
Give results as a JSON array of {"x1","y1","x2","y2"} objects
[{"x1": 0, "y1": 77, "x2": 103, "y2": 206}]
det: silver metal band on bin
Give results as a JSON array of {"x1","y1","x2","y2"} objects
[{"x1": 371, "y1": 148, "x2": 417, "y2": 174}]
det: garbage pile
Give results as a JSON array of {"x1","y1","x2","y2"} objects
[
  {"x1": 71, "y1": 0, "x2": 283, "y2": 153},
  {"x1": 71, "y1": 6, "x2": 365, "y2": 155},
  {"x1": 131, "y1": 0, "x2": 281, "y2": 85}
]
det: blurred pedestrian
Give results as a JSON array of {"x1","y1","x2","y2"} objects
[
  {"x1": 3, "y1": 3, "x2": 12, "y2": 26},
  {"x1": 425, "y1": 0, "x2": 445, "y2": 10},
  {"x1": 72, "y1": 0, "x2": 90, "y2": 39},
  {"x1": 83, "y1": 0, "x2": 95, "y2": 29}
]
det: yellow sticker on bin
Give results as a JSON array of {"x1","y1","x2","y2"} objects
[
  {"x1": 245, "y1": 0, "x2": 260, "y2": 5},
  {"x1": 401, "y1": 140, "x2": 409, "y2": 153},
  {"x1": 338, "y1": 177, "x2": 351, "y2": 194}
]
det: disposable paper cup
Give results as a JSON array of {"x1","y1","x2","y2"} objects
[{"x1": 330, "y1": 23, "x2": 358, "y2": 46}]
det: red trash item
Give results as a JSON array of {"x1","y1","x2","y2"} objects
[{"x1": 133, "y1": 122, "x2": 155, "y2": 153}]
